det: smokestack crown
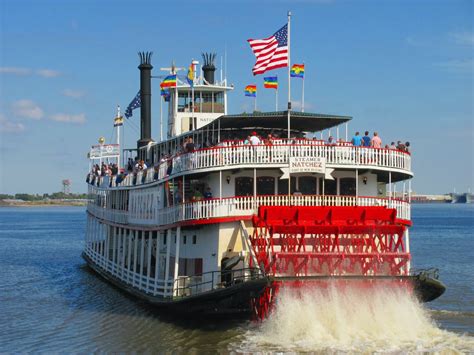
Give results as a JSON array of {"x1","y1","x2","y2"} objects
[{"x1": 202, "y1": 52, "x2": 216, "y2": 84}]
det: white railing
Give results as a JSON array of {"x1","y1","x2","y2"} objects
[
  {"x1": 85, "y1": 247, "x2": 174, "y2": 297},
  {"x1": 87, "y1": 194, "x2": 411, "y2": 227},
  {"x1": 87, "y1": 144, "x2": 411, "y2": 189}
]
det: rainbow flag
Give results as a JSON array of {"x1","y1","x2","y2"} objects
[
  {"x1": 245, "y1": 85, "x2": 257, "y2": 97},
  {"x1": 186, "y1": 63, "x2": 194, "y2": 87},
  {"x1": 263, "y1": 76, "x2": 278, "y2": 89},
  {"x1": 160, "y1": 87, "x2": 170, "y2": 102},
  {"x1": 161, "y1": 74, "x2": 177, "y2": 88},
  {"x1": 290, "y1": 64, "x2": 305, "y2": 78}
]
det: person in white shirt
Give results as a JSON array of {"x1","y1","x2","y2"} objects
[{"x1": 249, "y1": 131, "x2": 261, "y2": 145}]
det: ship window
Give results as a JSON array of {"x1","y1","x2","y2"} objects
[
  {"x1": 340, "y1": 178, "x2": 356, "y2": 196},
  {"x1": 183, "y1": 235, "x2": 187, "y2": 244},
  {"x1": 278, "y1": 177, "x2": 297, "y2": 195},
  {"x1": 235, "y1": 177, "x2": 253, "y2": 196},
  {"x1": 202, "y1": 93, "x2": 213, "y2": 113},
  {"x1": 257, "y1": 176, "x2": 275, "y2": 195},
  {"x1": 214, "y1": 92, "x2": 224, "y2": 113},
  {"x1": 178, "y1": 92, "x2": 191, "y2": 113},
  {"x1": 193, "y1": 235, "x2": 197, "y2": 244},
  {"x1": 322, "y1": 179, "x2": 337, "y2": 195},
  {"x1": 163, "y1": 234, "x2": 167, "y2": 245},
  {"x1": 299, "y1": 177, "x2": 317, "y2": 195}
]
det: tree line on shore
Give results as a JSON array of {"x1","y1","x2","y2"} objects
[{"x1": 0, "y1": 192, "x2": 89, "y2": 201}]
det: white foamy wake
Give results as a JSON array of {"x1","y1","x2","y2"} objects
[{"x1": 238, "y1": 283, "x2": 474, "y2": 353}]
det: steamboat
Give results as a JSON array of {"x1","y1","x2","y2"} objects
[{"x1": 84, "y1": 51, "x2": 445, "y2": 319}]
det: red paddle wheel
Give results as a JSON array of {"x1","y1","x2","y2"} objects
[{"x1": 249, "y1": 205, "x2": 411, "y2": 320}]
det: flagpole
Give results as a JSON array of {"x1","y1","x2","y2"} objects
[
  {"x1": 160, "y1": 94, "x2": 163, "y2": 141},
  {"x1": 116, "y1": 105, "x2": 121, "y2": 171},
  {"x1": 276, "y1": 87, "x2": 278, "y2": 111},
  {"x1": 287, "y1": 11, "x2": 292, "y2": 197},
  {"x1": 191, "y1": 64, "x2": 195, "y2": 129},
  {"x1": 254, "y1": 94, "x2": 257, "y2": 112},
  {"x1": 302, "y1": 61, "x2": 305, "y2": 113}
]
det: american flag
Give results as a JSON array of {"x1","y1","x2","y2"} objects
[
  {"x1": 248, "y1": 24, "x2": 288, "y2": 76},
  {"x1": 124, "y1": 91, "x2": 141, "y2": 119}
]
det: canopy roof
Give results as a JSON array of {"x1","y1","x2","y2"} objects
[{"x1": 211, "y1": 111, "x2": 352, "y2": 132}]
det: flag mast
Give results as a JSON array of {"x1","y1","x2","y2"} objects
[
  {"x1": 276, "y1": 84, "x2": 278, "y2": 111},
  {"x1": 287, "y1": 11, "x2": 292, "y2": 197},
  {"x1": 302, "y1": 61, "x2": 305, "y2": 112}
]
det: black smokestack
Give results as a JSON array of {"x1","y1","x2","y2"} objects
[
  {"x1": 202, "y1": 52, "x2": 216, "y2": 84},
  {"x1": 137, "y1": 51, "x2": 153, "y2": 149}
]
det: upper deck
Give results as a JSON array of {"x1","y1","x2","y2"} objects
[{"x1": 88, "y1": 139, "x2": 411, "y2": 191}]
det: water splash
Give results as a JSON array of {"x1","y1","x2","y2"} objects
[{"x1": 239, "y1": 283, "x2": 474, "y2": 353}]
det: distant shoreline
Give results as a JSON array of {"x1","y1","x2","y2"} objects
[{"x1": 0, "y1": 200, "x2": 87, "y2": 207}]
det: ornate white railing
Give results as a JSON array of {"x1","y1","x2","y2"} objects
[
  {"x1": 87, "y1": 194, "x2": 411, "y2": 227},
  {"x1": 87, "y1": 144, "x2": 411, "y2": 189}
]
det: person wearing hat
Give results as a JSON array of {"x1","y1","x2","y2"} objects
[{"x1": 250, "y1": 131, "x2": 260, "y2": 145}]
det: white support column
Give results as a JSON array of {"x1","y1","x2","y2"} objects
[
  {"x1": 146, "y1": 231, "x2": 152, "y2": 290},
  {"x1": 345, "y1": 122, "x2": 348, "y2": 142},
  {"x1": 316, "y1": 177, "x2": 320, "y2": 195},
  {"x1": 219, "y1": 170, "x2": 222, "y2": 199},
  {"x1": 355, "y1": 169, "x2": 359, "y2": 205},
  {"x1": 164, "y1": 229, "x2": 172, "y2": 296},
  {"x1": 105, "y1": 224, "x2": 110, "y2": 266},
  {"x1": 133, "y1": 230, "x2": 138, "y2": 286},
  {"x1": 126, "y1": 229, "x2": 132, "y2": 281},
  {"x1": 388, "y1": 172, "x2": 392, "y2": 207},
  {"x1": 121, "y1": 229, "x2": 126, "y2": 278},
  {"x1": 116, "y1": 227, "x2": 121, "y2": 276},
  {"x1": 154, "y1": 232, "x2": 160, "y2": 295},
  {"x1": 112, "y1": 227, "x2": 117, "y2": 273},
  {"x1": 139, "y1": 231, "x2": 145, "y2": 289},
  {"x1": 173, "y1": 227, "x2": 181, "y2": 296}
]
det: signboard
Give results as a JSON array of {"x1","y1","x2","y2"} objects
[
  {"x1": 89, "y1": 144, "x2": 120, "y2": 159},
  {"x1": 290, "y1": 157, "x2": 326, "y2": 174},
  {"x1": 281, "y1": 157, "x2": 334, "y2": 180}
]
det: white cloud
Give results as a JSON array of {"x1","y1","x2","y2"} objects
[
  {"x1": 0, "y1": 67, "x2": 32, "y2": 75},
  {"x1": 50, "y1": 113, "x2": 86, "y2": 124},
  {"x1": 450, "y1": 32, "x2": 474, "y2": 46},
  {"x1": 435, "y1": 59, "x2": 473, "y2": 73},
  {"x1": 36, "y1": 69, "x2": 61, "y2": 78},
  {"x1": 0, "y1": 114, "x2": 25, "y2": 133},
  {"x1": 62, "y1": 89, "x2": 85, "y2": 98},
  {"x1": 11, "y1": 100, "x2": 44, "y2": 120}
]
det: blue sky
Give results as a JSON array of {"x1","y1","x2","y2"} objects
[{"x1": 0, "y1": 0, "x2": 472, "y2": 194}]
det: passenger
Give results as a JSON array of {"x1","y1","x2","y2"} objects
[
  {"x1": 186, "y1": 137, "x2": 195, "y2": 152},
  {"x1": 192, "y1": 188, "x2": 203, "y2": 201},
  {"x1": 397, "y1": 141, "x2": 406, "y2": 151},
  {"x1": 266, "y1": 134, "x2": 274, "y2": 145},
  {"x1": 249, "y1": 131, "x2": 261, "y2": 145},
  {"x1": 390, "y1": 142, "x2": 397, "y2": 150},
  {"x1": 243, "y1": 135, "x2": 251, "y2": 145},
  {"x1": 362, "y1": 131, "x2": 371, "y2": 147},
  {"x1": 371, "y1": 132, "x2": 382, "y2": 148},
  {"x1": 203, "y1": 187, "x2": 213, "y2": 199},
  {"x1": 327, "y1": 136, "x2": 336, "y2": 145},
  {"x1": 405, "y1": 141, "x2": 410, "y2": 153},
  {"x1": 351, "y1": 131, "x2": 362, "y2": 147}
]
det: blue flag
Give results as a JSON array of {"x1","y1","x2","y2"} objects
[{"x1": 124, "y1": 91, "x2": 141, "y2": 119}]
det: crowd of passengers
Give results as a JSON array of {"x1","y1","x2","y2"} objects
[{"x1": 87, "y1": 129, "x2": 410, "y2": 184}]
